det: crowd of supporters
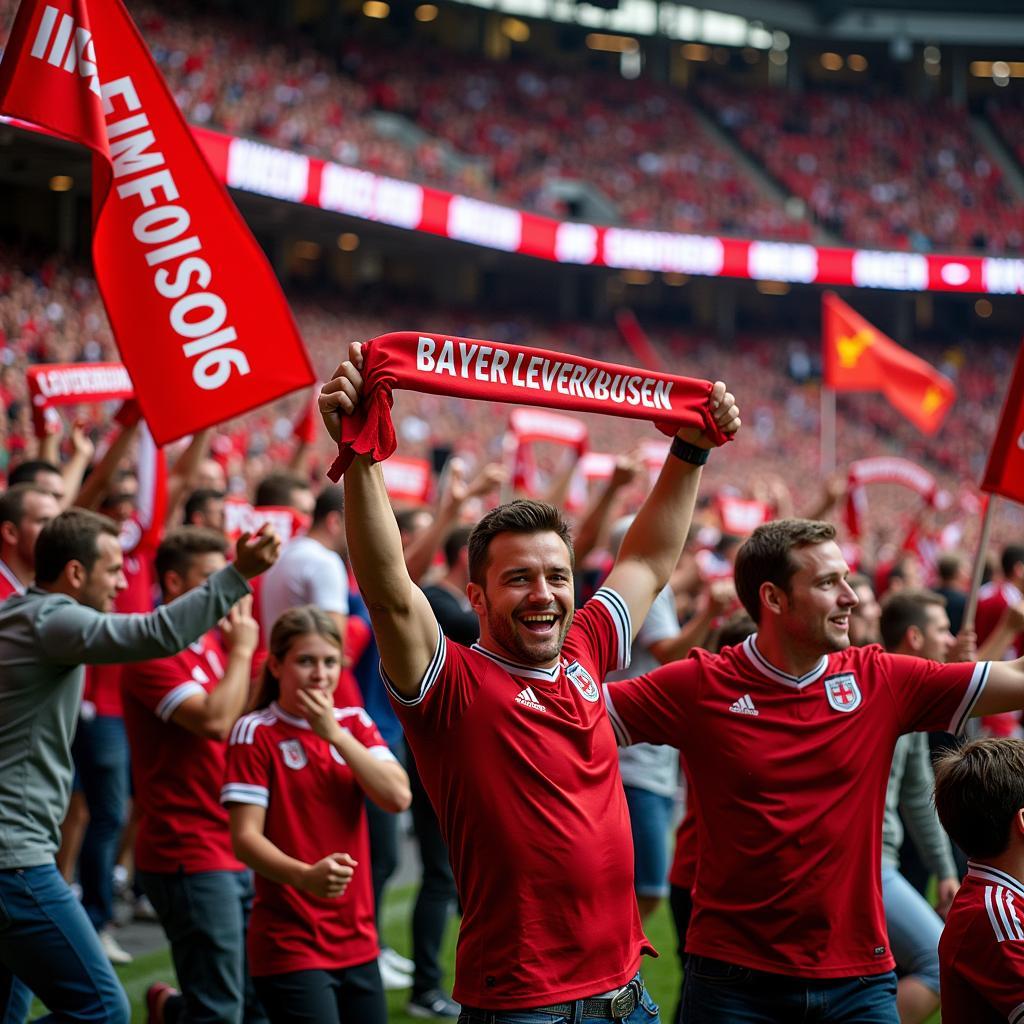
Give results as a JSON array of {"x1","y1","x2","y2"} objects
[{"x1": 6, "y1": 2, "x2": 1024, "y2": 250}]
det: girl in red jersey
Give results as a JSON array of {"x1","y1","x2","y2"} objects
[{"x1": 223, "y1": 606, "x2": 411, "y2": 1024}]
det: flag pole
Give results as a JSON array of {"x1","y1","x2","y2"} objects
[
  {"x1": 963, "y1": 496, "x2": 996, "y2": 634},
  {"x1": 820, "y1": 385, "x2": 836, "y2": 475}
]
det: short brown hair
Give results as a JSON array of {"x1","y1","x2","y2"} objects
[
  {"x1": 155, "y1": 527, "x2": 229, "y2": 593},
  {"x1": 879, "y1": 589, "x2": 946, "y2": 652},
  {"x1": 934, "y1": 738, "x2": 1024, "y2": 859},
  {"x1": 34, "y1": 508, "x2": 119, "y2": 585},
  {"x1": 733, "y1": 519, "x2": 837, "y2": 624},
  {"x1": 253, "y1": 606, "x2": 342, "y2": 709},
  {"x1": 467, "y1": 500, "x2": 573, "y2": 586},
  {"x1": 0, "y1": 483, "x2": 51, "y2": 531}
]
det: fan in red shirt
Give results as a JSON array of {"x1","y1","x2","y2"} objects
[
  {"x1": 0, "y1": 484, "x2": 60, "y2": 601},
  {"x1": 121, "y1": 527, "x2": 264, "y2": 1024},
  {"x1": 318, "y1": 341, "x2": 740, "y2": 1020},
  {"x1": 605, "y1": 518, "x2": 1024, "y2": 1023},
  {"x1": 223, "y1": 606, "x2": 410, "y2": 1024},
  {"x1": 934, "y1": 738, "x2": 1024, "y2": 1024}
]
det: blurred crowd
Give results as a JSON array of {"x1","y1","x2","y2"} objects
[{"x1": 5, "y1": 2, "x2": 1024, "y2": 250}]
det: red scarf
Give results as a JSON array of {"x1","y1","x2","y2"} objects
[
  {"x1": 0, "y1": 0, "x2": 313, "y2": 445},
  {"x1": 26, "y1": 361, "x2": 133, "y2": 437},
  {"x1": 328, "y1": 332, "x2": 728, "y2": 480}
]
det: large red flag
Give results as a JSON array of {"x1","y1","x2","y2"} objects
[
  {"x1": 822, "y1": 291, "x2": 955, "y2": 435},
  {"x1": 0, "y1": 0, "x2": 314, "y2": 444},
  {"x1": 981, "y1": 342, "x2": 1024, "y2": 505}
]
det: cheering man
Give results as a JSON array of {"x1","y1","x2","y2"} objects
[
  {"x1": 605, "y1": 518, "x2": 1024, "y2": 1024},
  {"x1": 319, "y1": 341, "x2": 739, "y2": 1022},
  {"x1": 0, "y1": 509, "x2": 279, "y2": 1023}
]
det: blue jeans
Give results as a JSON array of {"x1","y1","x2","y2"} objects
[
  {"x1": 623, "y1": 786, "x2": 674, "y2": 898},
  {"x1": 139, "y1": 869, "x2": 267, "y2": 1024},
  {"x1": 880, "y1": 864, "x2": 941, "y2": 994},
  {"x1": 459, "y1": 973, "x2": 659, "y2": 1023},
  {"x1": 0, "y1": 864, "x2": 129, "y2": 1023},
  {"x1": 680, "y1": 956, "x2": 897, "y2": 1023},
  {"x1": 72, "y1": 714, "x2": 129, "y2": 931}
]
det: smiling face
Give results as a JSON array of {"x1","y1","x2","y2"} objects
[
  {"x1": 467, "y1": 530, "x2": 575, "y2": 668},
  {"x1": 766, "y1": 541, "x2": 859, "y2": 657},
  {"x1": 272, "y1": 631, "x2": 342, "y2": 716}
]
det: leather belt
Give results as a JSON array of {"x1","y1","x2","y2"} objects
[{"x1": 531, "y1": 977, "x2": 642, "y2": 1020}]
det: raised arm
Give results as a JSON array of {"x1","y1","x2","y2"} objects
[
  {"x1": 319, "y1": 343, "x2": 441, "y2": 698},
  {"x1": 38, "y1": 530, "x2": 278, "y2": 666},
  {"x1": 170, "y1": 597, "x2": 258, "y2": 741},
  {"x1": 603, "y1": 383, "x2": 740, "y2": 637},
  {"x1": 972, "y1": 656, "x2": 1024, "y2": 718}
]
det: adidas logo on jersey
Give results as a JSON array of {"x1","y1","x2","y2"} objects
[
  {"x1": 729, "y1": 694, "x2": 759, "y2": 716},
  {"x1": 515, "y1": 687, "x2": 547, "y2": 713}
]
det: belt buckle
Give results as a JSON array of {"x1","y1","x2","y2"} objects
[{"x1": 609, "y1": 979, "x2": 640, "y2": 1019}]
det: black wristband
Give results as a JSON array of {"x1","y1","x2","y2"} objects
[{"x1": 670, "y1": 436, "x2": 710, "y2": 466}]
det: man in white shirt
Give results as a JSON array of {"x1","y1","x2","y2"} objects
[{"x1": 259, "y1": 485, "x2": 348, "y2": 639}]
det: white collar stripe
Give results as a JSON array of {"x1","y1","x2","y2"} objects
[
  {"x1": 382, "y1": 624, "x2": 446, "y2": 706},
  {"x1": 970, "y1": 862, "x2": 1024, "y2": 900},
  {"x1": 0, "y1": 559, "x2": 24, "y2": 594},
  {"x1": 742, "y1": 635, "x2": 828, "y2": 689},
  {"x1": 469, "y1": 643, "x2": 561, "y2": 682},
  {"x1": 949, "y1": 662, "x2": 990, "y2": 737}
]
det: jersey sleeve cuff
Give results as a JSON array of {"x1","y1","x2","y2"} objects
[
  {"x1": 948, "y1": 661, "x2": 990, "y2": 736},
  {"x1": 154, "y1": 681, "x2": 206, "y2": 722},
  {"x1": 220, "y1": 783, "x2": 269, "y2": 807},
  {"x1": 593, "y1": 587, "x2": 632, "y2": 671},
  {"x1": 602, "y1": 684, "x2": 633, "y2": 748},
  {"x1": 380, "y1": 623, "x2": 446, "y2": 707}
]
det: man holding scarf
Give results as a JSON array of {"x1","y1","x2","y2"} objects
[{"x1": 319, "y1": 339, "x2": 739, "y2": 1023}]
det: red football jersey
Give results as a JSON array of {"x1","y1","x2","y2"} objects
[
  {"x1": 222, "y1": 702, "x2": 391, "y2": 976},
  {"x1": 0, "y1": 559, "x2": 24, "y2": 602},
  {"x1": 386, "y1": 587, "x2": 648, "y2": 1010},
  {"x1": 939, "y1": 863, "x2": 1024, "y2": 1024},
  {"x1": 668, "y1": 757, "x2": 697, "y2": 891},
  {"x1": 605, "y1": 636, "x2": 989, "y2": 978},
  {"x1": 122, "y1": 631, "x2": 244, "y2": 874},
  {"x1": 976, "y1": 582, "x2": 1024, "y2": 659}
]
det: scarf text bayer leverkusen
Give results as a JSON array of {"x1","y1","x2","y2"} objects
[
  {"x1": 327, "y1": 332, "x2": 730, "y2": 480},
  {"x1": 0, "y1": 0, "x2": 314, "y2": 444}
]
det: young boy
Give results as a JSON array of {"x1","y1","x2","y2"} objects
[{"x1": 934, "y1": 738, "x2": 1024, "y2": 1024}]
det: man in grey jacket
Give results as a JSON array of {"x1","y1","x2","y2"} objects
[
  {"x1": 880, "y1": 589, "x2": 964, "y2": 1024},
  {"x1": 0, "y1": 508, "x2": 279, "y2": 1024}
]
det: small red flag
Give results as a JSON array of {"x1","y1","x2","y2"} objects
[
  {"x1": 0, "y1": 0, "x2": 314, "y2": 445},
  {"x1": 822, "y1": 292, "x2": 955, "y2": 435},
  {"x1": 981, "y1": 342, "x2": 1024, "y2": 505}
]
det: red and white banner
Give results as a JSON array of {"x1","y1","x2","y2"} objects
[
  {"x1": 845, "y1": 456, "x2": 938, "y2": 537},
  {"x1": 6, "y1": 110, "x2": 1024, "y2": 297},
  {"x1": 717, "y1": 495, "x2": 772, "y2": 536},
  {"x1": 981, "y1": 342, "x2": 1024, "y2": 506},
  {"x1": 507, "y1": 408, "x2": 588, "y2": 497},
  {"x1": 381, "y1": 456, "x2": 432, "y2": 505},
  {"x1": 26, "y1": 361, "x2": 134, "y2": 437},
  {"x1": 580, "y1": 452, "x2": 616, "y2": 482},
  {"x1": 0, "y1": 0, "x2": 314, "y2": 445},
  {"x1": 223, "y1": 498, "x2": 308, "y2": 544}
]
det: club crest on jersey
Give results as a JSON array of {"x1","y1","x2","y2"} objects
[
  {"x1": 565, "y1": 661, "x2": 600, "y2": 702},
  {"x1": 278, "y1": 739, "x2": 308, "y2": 770},
  {"x1": 824, "y1": 673, "x2": 862, "y2": 713}
]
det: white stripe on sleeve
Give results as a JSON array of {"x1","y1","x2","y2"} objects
[
  {"x1": 593, "y1": 587, "x2": 632, "y2": 671},
  {"x1": 381, "y1": 624, "x2": 446, "y2": 707},
  {"x1": 948, "y1": 661, "x2": 989, "y2": 736},
  {"x1": 155, "y1": 681, "x2": 205, "y2": 722},
  {"x1": 220, "y1": 783, "x2": 269, "y2": 808}
]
